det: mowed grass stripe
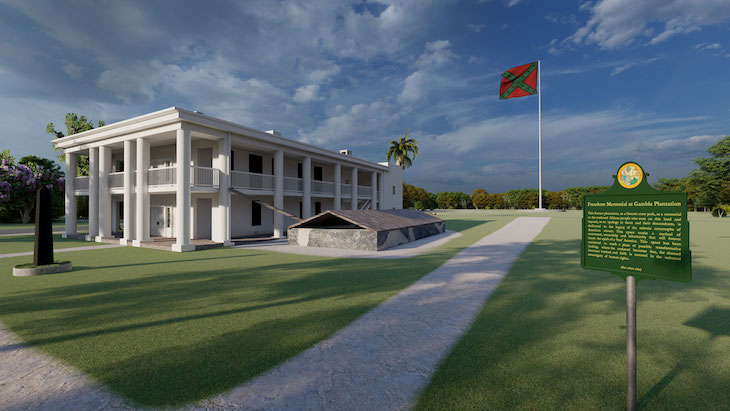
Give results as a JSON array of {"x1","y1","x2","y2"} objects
[
  {"x1": 0, "y1": 215, "x2": 512, "y2": 407},
  {"x1": 0, "y1": 234, "x2": 103, "y2": 255},
  {"x1": 416, "y1": 213, "x2": 730, "y2": 410}
]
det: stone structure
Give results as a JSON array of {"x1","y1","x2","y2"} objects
[{"x1": 288, "y1": 209, "x2": 445, "y2": 251}]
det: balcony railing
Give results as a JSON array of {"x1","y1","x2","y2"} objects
[
  {"x1": 148, "y1": 166, "x2": 176, "y2": 186},
  {"x1": 312, "y1": 180, "x2": 334, "y2": 195},
  {"x1": 341, "y1": 183, "x2": 351, "y2": 196},
  {"x1": 284, "y1": 177, "x2": 303, "y2": 192},
  {"x1": 358, "y1": 185, "x2": 373, "y2": 197},
  {"x1": 231, "y1": 170, "x2": 274, "y2": 190},
  {"x1": 74, "y1": 176, "x2": 89, "y2": 190},
  {"x1": 192, "y1": 165, "x2": 219, "y2": 187},
  {"x1": 109, "y1": 172, "x2": 124, "y2": 188}
]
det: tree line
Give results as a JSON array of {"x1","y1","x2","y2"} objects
[{"x1": 404, "y1": 136, "x2": 730, "y2": 215}]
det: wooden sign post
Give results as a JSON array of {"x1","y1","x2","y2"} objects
[{"x1": 581, "y1": 162, "x2": 691, "y2": 411}]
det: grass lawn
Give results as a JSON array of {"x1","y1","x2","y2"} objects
[
  {"x1": 0, "y1": 234, "x2": 102, "y2": 255},
  {"x1": 416, "y1": 212, "x2": 730, "y2": 410},
  {"x1": 0, "y1": 221, "x2": 89, "y2": 231},
  {"x1": 0, "y1": 213, "x2": 514, "y2": 407}
]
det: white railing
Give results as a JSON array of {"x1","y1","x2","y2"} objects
[
  {"x1": 109, "y1": 172, "x2": 124, "y2": 188},
  {"x1": 74, "y1": 176, "x2": 89, "y2": 190},
  {"x1": 284, "y1": 177, "x2": 303, "y2": 192},
  {"x1": 341, "y1": 183, "x2": 352, "y2": 196},
  {"x1": 192, "y1": 166, "x2": 219, "y2": 187},
  {"x1": 148, "y1": 166, "x2": 176, "y2": 186},
  {"x1": 312, "y1": 180, "x2": 334, "y2": 194},
  {"x1": 231, "y1": 170, "x2": 274, "y2": 190},
  {"x1": 358, "y1": 185, "x2": 372, "y2": 197}
]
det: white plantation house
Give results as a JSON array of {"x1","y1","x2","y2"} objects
[{"x1": 53, "y1": 107, "x2": 403, "y2": 252}]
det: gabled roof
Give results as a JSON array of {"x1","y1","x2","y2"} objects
[{"x1": 289, "y1": 209, "x2": 443, "y2": 232}]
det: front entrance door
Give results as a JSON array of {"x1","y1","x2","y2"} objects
[
  {"x1": 196, "y1": 198, "x2": 212, "y2": 239},
  {"x1": 150, "y1": 206, "x2": 173, "y2": 237}
]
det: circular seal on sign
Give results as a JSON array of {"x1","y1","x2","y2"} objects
[{"x1": 618, "y1": 162, "x2": 643, "y2": 189}]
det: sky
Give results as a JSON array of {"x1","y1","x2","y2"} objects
[{"x1": 1, "y1": 0, "x2": 729, "y2": 194}]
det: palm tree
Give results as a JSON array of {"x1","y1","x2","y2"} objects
[{"x1": 386, "y1": 129, "x2": 418, "y2": 169}]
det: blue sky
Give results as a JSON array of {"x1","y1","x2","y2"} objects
[{"x1": 1, "y1": 0, "x2": 729, "y2": 193}]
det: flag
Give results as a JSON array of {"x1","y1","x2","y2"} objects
[{"x1": 500, "y1": 61, "x2": 538, "y2": 99}]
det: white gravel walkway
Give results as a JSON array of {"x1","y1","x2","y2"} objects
[
  {"x1": 0, "y1": 244, "x2": 123, "y2": 259},
  {"x1": 0, "y1": 217, "x2": 549, "y2": 410},
  {"x1": 233, "y1": 229, "x2": 462, "y2": 259},
  {"x1": 193, "y1": 216, "x2": 550, "y2": 410},
  {"x1": 0, "y1": 323, "x2": 132, "y2": 410}
]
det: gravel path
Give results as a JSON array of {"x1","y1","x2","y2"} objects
[
  {"x1": 193, "y1": 216, "x2": 550, "y2": 410},
  {"x1": 0, "y1": 244, "x2": 123, "y2": 259},
  {"x1": 0, "y1": 323, "x2": 133, "y2": 410},
  {"x1": 0, "y1": 217, "x2": 549, "y2": 410},
  {"x1": 233, "y1": 230, "x2": 462, "y2": 259}
]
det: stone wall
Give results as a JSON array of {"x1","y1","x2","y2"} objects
[{"x1": 288, "y1": 221, "x2": 445, "y2": 251}]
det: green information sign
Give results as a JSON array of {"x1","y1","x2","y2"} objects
[{"x1": 581, "y1": 162, "x2": 691, "y2": 282}]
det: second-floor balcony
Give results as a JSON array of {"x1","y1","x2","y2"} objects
[{"x1": 74, "y1": 167, "x2": 377, "y2": 197}]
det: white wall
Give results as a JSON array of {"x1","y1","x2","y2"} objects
[
  {"x1": 380, "y1": 162, "x2": 403, "y2": 209},
  {"x1": 230, "y1": 194, "x2": 275, "y2": 237}
]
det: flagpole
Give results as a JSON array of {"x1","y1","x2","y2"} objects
[{"x1": 538, "y1": 58, "x2": 543, "y2": 210}]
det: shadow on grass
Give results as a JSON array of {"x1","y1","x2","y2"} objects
[
  {"x1": 416, "y1": 226, "x2": 730, "y2": 410},
  {"x1": 0, "y1": 218, "x2": 502, "y2": 406}
]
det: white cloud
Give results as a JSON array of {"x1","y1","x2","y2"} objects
[
  {"x1": 570, "y1": 0, "x2": 730, "y2": 49},
  {"x1": 506, "y1": 0, "x2": 522, "y2": 7},
  {"x1": 398, "y1": 40, "x2": 458, "y2": 104},
  {"x1": 609, "y1": 55, "x2": 664, "y2": 76},
  {"x1": 415, "y1": 40, "x2": 456, "y2": 69},
  {"x1": 61, "y1": 61, "x2": 83, "y2": 79},
  {"x1": 467, "y1": 24, "x2": 485, "y2": 33},
  {"x1": 292, "y1": 84, "x2": 323, "y2": 103},
  {"x1": 299, "y1": 100, "x2": 401, "y2": 147}
]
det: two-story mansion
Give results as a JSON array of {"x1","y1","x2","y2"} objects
[{"x1": 52, "y1": 107, "x2": 403, "y2": 252}]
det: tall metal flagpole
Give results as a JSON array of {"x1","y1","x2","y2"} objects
[{"x1": 538, "y1": 58, "x2": 543, "y2": 209}]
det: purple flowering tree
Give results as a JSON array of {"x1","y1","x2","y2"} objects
[{"x1": 0, "y1": 159, "x2": 64, "y2": 224}]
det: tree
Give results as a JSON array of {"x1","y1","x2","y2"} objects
[
  {"x1": 691, "y1": 136, "x2": 730, "y2": 210},
  {"x1": 471, "y1": 188, "x2": 490, "y2": 209},
  {"x1": 0, "y1": 149, "x2": 14, "y2": 164},
  {"x1": 47, "y1": 113, "x2": 105, "y2": 176},
  {"x1": 436, "y1": 192, "x2": 458, "y2": 209},
  {"x1": 386, "y1": 129, "x2": 418, "y2": 169},
  {"x1": 0, "y1": 157, "x2": 64, "y2": 223}
]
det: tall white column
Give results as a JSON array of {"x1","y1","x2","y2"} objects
[
  {"x1": 351, "y1": 166, "x2": 358, "y2": 210},
  {"x1": 378, "y1": 173, "x2": 384, "y2": 210},
  {"x1": 273, "y1": 150, "x2": 285, "y2": 238},
  {"x1": 134, "y1": 138, "x2": 151, "y2": 245},
  {"x1": 216, "y1": 136, "x2": 232, "y2": 244},
  {"x1": 370, "y1": 171, "x2": 377, "y2": 210},
  {"x1": 173, "y1": 129, "x2": 193, "y2": 252},
  {"x1": 333, "y1": 163, "x2": 341, "y2": 210},
  {"x1": 97, "y1": 145, "x2": 111, "y2": 240},
  {"x1": 122, "y1": 140, "x2": 135, "y2": 245},
  {"x1": 87, "y1": 147, "x2": 99, "y2": 241},
  {"x1": 63, "y1": 152, "x2": 77, "y2": 238},
  {"x1": 302, "y1": 156, "x2": 312, "y2": 218}
]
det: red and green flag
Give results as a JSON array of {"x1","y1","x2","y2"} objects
[{"x1": 500, "y1": 61, "x2": 538, "y2": 99}]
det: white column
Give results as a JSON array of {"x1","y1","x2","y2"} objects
[
  {"x1": 378, "y1": 173, "x2": 384, "y2": 210},
  {"x1": 302, "y1": 156, "x2": 312, "y2": 218},
  {"x1": 216, "y1": 136, "x2": 232, "y2": 244},
  {"x1": 273, "y1": 150, "x2": 285, "y2": 238},
  {"x1": 173, "y1": 129, "x2": 193, "y2": 252},
  {"x1": 333, "y1": 163, "x2": 341, "y2": 210},
  {"x1": 87, "y1": 147, "x2": 99, "y2": 241},
  {"x1": 135, "y1": 138, "x2": 151, "y2": 245},
  {"x1": 97, "y1": 145, "x2": 111, "y2": 240},
  {"x1": 122, "y1": 140, "x2": 135, "y2": 245},
  {"x1": 63, "y1": 152, "x2": 77, "y2": 238},
  {"x1": 370, "y1": 171, "x2": 377, "y2": 210},
  {"x1": 351, "y1": 166, "x2": 358, "y2": 210}
]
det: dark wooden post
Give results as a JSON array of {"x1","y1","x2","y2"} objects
[{"x1": 33, "y1": 186, "x2": 54, "y2": 266}]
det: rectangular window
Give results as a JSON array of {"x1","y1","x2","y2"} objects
[
  {"x1": 252, "y1": 202, "x2": 261, "y2": 226},
  {"x1": 271, "y1": 158, "x2": 274, "y2": 175},
  {"x1": 299, "y1": 201, "x2": 303, "y2": 219},
  {"x1": 392, "y1": 185, "x2": 396, "y2": 195},
  {"x1": 297, "y1": 163, "x2": 303, "y2": 179},
  {"x1": 117, "y1": 160, "x2": 124, "y2": 172},
  {"x1": 231, "y1": 150, "x2": 235, "y2": 171},
  {"x1": 249, "y1": 154, "x2": 263, "y2": 174},
  {"x1": 315, "y1": 201, "x2": 322, "y2": 215},
  {"x1": 314, "y1": 166, "x2": 323, "y2": 181}
]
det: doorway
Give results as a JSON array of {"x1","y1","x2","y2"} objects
[
  {"x1": 151, "y1": 206, "x2": 173, "y2": 237},
  {"x1": 196, "y1": 198, "x2": 212, "y2": 239}
]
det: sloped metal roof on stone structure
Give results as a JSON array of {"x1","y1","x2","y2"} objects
[
  {"x1": 288, "y1": 209, "x2": 446, "y2": 251},
  {"x1": 289, "y1": 209, "x2": 443, "y2": 231}
]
